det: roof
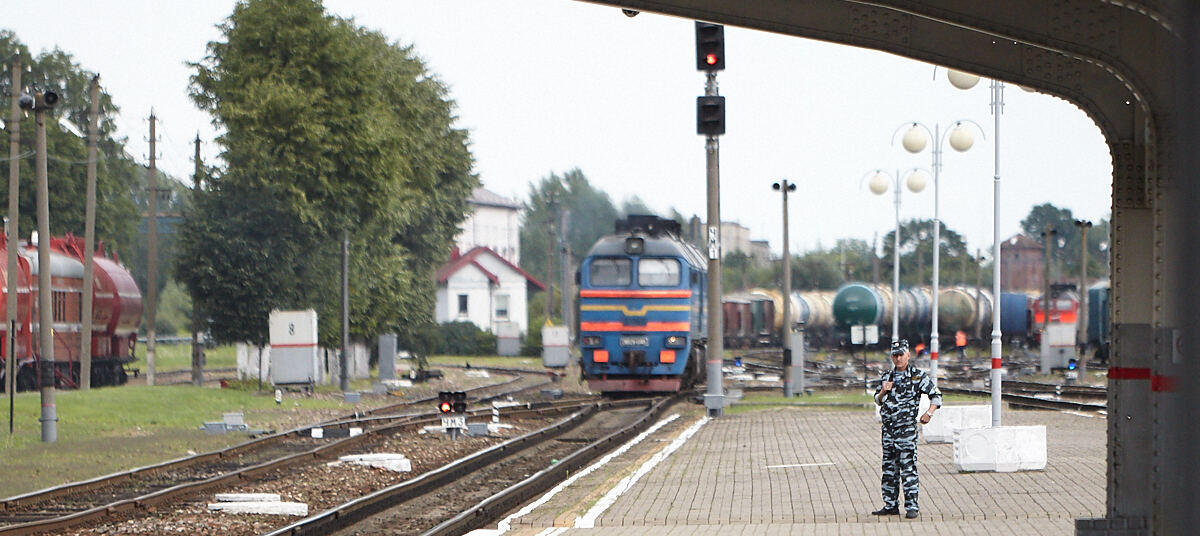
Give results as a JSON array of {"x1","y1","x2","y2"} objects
[
  {"x1": 1002, "y1": 233, "x2": 1043, "y2": 251},
  {"x1": 468, "y1": 187, "x2": 521, "y2": 210},
  {"x1": 436, "y1": 246, "x2": 545, "y2": 290}
]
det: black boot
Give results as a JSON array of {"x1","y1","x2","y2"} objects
[
  {"x1": 872, "y1": 507, "x2": 899, "y2": 515},
  {"x1": 905, "y1": 510, "x2": 919, "y2": 519}
]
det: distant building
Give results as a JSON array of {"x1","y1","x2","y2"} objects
[
  {"x1": 748, "y1": 240, "x2": 772, "y2": 267},
  {"x1": 1001, "y1": 233, "x2": 1044, "y2": 292},
  {"x1": 455, "y1": 187, "x2": 522, "y2": 265},
  {"x1": 434, "y1": 246, "x2": 544, "y2": 334}
]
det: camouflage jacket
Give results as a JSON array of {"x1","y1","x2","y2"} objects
[{"x1": 874, "y1": 366, "x2": 942, "y2": 427}]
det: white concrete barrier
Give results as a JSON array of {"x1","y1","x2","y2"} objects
[
  {"x1": 953, "y1": 425, "x2": 1047, "y2": 472},
  {"x1": 334, "y1": 453, "x2": 412, "y2": 473},
  {"x1": 209, "y1": 501, "x2": 308, "y2": 516},
  {"x1": 922, "y1": 405, "x2": 991, "y2": 443},
  {"x1": 214, "y1": 493, "x2": 280, "y2": 503}
]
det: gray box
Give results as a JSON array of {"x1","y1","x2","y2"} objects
[
  {"x1": 496, "y1": 322, "x2": 521, "y2": 356},
  {"x1": 203, "y1": 422, "x2": 227, "y2": 435},
  {"x1": 467, "y1": 422, "x2": 489, "y2": 437},
  {"x1": 343, "y1": 392, "x2": 361, "y2": 403},
  {"x1": 269, "y1": 310, "x2": 319, "y2": 386},
  {"x1": 378, "y1": 333, "x2": 397, "y2": 381},
  {"x1": 542, "y1": 326, "x2": 570, "y2": 368}
]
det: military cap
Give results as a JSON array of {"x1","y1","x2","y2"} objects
[{"x1": 890, "y1": 339, "x2": 909, "y2": 355}]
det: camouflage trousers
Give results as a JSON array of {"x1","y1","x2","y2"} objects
[{"x1": 880, "y1": 433, "x2": 920, "y2": 511}]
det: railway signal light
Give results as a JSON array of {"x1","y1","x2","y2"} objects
[
  {"x1": 452, "y1": 391, "x2": 467, "y2": 414},
  {"x1": 697, "y1": 96, "x2": 726, "y2": 136},
  {"x1": 438, "y1": 391, "x2": 454, "y2": 414},
  {"x1": 1067, "y1": 358, "x2": 1078, "y2": 371},
  {"x1": 695, "y1": 22, "x2": 725, "y2": 71}
]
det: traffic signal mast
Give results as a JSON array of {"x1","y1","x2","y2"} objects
[
  {"x1": 696, "y1": 21, "x2": 727, "y2": 417},
  {"x1": 437, "y1": 391, "x2": 468, "y2": 439}
]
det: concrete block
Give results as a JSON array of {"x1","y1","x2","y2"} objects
[
  {"x1": 755, "y1": 374, "x2": 781, "y2": 383},
  {"x1": 382, "y1": 379, "x2": 413, "y2": 389},
  {"x1": 467, "y1": 422, "x2": 489, "y2": 437},
  {"x1": 214, "y1": 493, "x2": 280, "y2": 503},
  {"x1": 203, "y1": 422, "x2": 227, "y2": 435},
  {"x1": 209, "y1": 501, "x2": 308, "y2": 516},
  {"x1": 922, "y1": 405, "x2": 991, "y2": 443},
  {"x1": 343, "y1": 392, "x2": 360, "y2": 403},
  {"x1": 335, "y1": 453, "x2": 411, "y2": 473},
  {"x1": 464, "y1": 369, "x2": 491, "y2": 378},
  {"x1": 953, "y1": 425, "x2": 1047, "y2": 472}
]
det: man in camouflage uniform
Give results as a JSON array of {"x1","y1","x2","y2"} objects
[{"x1": 872, "y1": 339, "x2": 942, "y2": 519}]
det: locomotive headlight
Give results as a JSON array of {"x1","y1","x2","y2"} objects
[
  {"x1": 581, "y1": 336, "x2": 603, "y2": 347},
  {"x1": 624, "y1": 237, "x2": 644, "y2": 255},
  {"x1": 664, "y1": 335, "x2": 687, "y2": 348},
  {"x1": 620, "y1": 335, "x2": 649, "y2": 347}
]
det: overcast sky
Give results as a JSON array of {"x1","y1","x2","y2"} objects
[{"x1": 5, "y1": 0, "x2": 1112, "y2": 257}]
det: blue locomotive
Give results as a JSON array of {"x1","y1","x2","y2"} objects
[{"x1": 577, "y1": 215, "x2": 708, "y2": 393}]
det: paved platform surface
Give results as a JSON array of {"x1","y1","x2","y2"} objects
[{"x1": 489, "y1": 404, "x2": 1105, "y2": 536}]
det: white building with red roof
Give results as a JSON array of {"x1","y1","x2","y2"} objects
[{"x1": 434, "y1": 246, "x2": 544, "y2": 334}]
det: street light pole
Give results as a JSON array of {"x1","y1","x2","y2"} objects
[
  {"x1": 866, "y1": 170, "x2": 927, "y2": 342},
  {"x1": 773, "y1": 180, "x2": 796, "y2": 397},
  {"x1": 1076, "y1": 219, "x2": 1092, "y2": 376},
  {"x1": 899, "y1": 120, "x2": 981, "y2": 386},
  {"x1": 989, "y1": 79, "x2": 1005, "y2": 425}
]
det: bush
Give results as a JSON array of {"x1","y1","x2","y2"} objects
[
  {"x1": 436, "y1": 322, "x2": 497, "y2": 356},
  {"x1": 521, "y1": 310, "x2": 546, "y2": 356}
]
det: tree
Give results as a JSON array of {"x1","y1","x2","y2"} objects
[
  {"x1": 0, "y1": 32, "x2": 142, "y2": 261},
  {"x1": 1020, "y1": 203, "x2": 1110, "y2": 282},
  {"x1": 519, "y1": 168, "x2": 619, "y2": 292},
  {"x1": 180, "y1": 0, "x2": 475, "y2": 347},
  {"x1": 881, "y1": 218, "x2": 970, "y2": 287}
]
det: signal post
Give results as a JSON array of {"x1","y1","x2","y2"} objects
[{"x1": 696, "y1": 22, "x2": 726, "y2": 417}]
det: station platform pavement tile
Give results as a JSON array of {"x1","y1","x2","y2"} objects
[{"x1": 506, "y1": 406, "x2": 1104, "y2": 536}]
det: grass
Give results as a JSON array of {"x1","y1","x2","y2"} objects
[
  {"x1": 429, "y1": 355, "x2": 541, "y2": 368},
  {"x1": 127, "y1": 343, "x2": 237, "y2": 372},
  {"x1": 0, "y1": 383, "x2": 353, "y2": 498},
  {"x1": 726, "y1": 389, "x2": 982, "y2": 415}
]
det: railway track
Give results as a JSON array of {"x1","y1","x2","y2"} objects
[
  {"x1": 0, "y1": 366, "x2": 560, "y2": 535},
  {"x1": 267, "y1": 394, "x2": 677, "y2": 536}
]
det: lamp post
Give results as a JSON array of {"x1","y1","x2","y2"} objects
[
  {"x1": 865, "y1": 169, "x2": 928, "y2": 342},
  {"x1": 943, "y1": 69, "x2": 1007, "y2": 425},
  {"x1": 895, "y1": 119, "x2": 982, "y2": 386},
  {"x1": 773, "y1": 179, "x2": 797, "y2": 397},
  {"x1": 1075, "y1": 219, "x2": 1093, "y2": 375}
]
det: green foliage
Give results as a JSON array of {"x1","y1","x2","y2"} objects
[
  {"x1": 520, "y1": 169, "x2": 618, "y2": 287},
  {"x1": 1021, "y1": 203, "x2": 1110, "y2": 281},
  {"x1": 180, "y1": 0, "x2": 475, "y2": 347},
  {"x1": 436, "y1": 321, "x2": 497, "y2": 356},
  {"x1": 153, "y1": 279, "x2": 192, "y2": 336},
  {"x1": 881, "y1": 218, "x2": 972, "y2": 287},
  {"x1": 0, "y1": 31, "x2": 141, "y2": 262},
  {"x1": 522, "y1": 309, "x2": 547, "y2": 356}
]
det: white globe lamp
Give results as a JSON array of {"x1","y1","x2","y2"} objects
[
  {"x1": 868, "y1": 173, "x2": 890, "y2": 195},
  {"x1": 947, "y1": 70, "x2": 981, "y2": 90},
  {"x1": 902, "y1": 126, "x2": 928, "y2": 154},
  {"x1": 949, "y1": 126, "x2": 975, "y2": 152}
]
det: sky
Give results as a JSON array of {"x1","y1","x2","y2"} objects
[{"x1": 4, "y1": 0, "x2": 1113, "y2": 258}]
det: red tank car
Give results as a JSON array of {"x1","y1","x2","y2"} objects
[{"x1": 0, "y1": 235, "x2": 142, "y2": 390}]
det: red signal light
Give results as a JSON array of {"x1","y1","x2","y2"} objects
[
  {"x1": 706, "y1": 53, "x2": 718, "y2": 66},
  {"x1": 439, "y1": 401, "x2": 453, "y2": 413}
]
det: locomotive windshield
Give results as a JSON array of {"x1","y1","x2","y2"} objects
[
  {"x1": 590, "y1": 258, "x2": 632, "y2": 286},
  {"x1": 638, "y1": 258, "x2": 681, "y2": 286}
]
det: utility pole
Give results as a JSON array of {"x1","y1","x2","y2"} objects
[
  {"x1": 340, "y1": 229, "x2": 350, "y2": 392},
  {"x1": 773, "y1": 180, "x2": 796, "y2": 397},
  {"x1": 33, "y1": 90, "x2": 59, "y2": 442},
  {"x1": 146, "y1": 112, "x2": 158, "y2": 386},
  {"x1": 1075, "y1": 219, "x2": 1092, "y2": 375},
  {"x1": 975, "y1": 249, "x2": 983, "y2": 340},
  {"x1": 544, "y1": 192, "x2": 556, "y2": 322},
  {"x1": 559, "y1": 208, "x2": 571, "y2": 340},
  {"x1": 191, "y1": 134, "x2": 204, "y2": 387},
  {"x1": 6, "y1": 58, "x2": 21, "y2": 434},
  {"x1": 80, "y1": 76, "x2": 100, "y2": 390},
  {"x1": 1041, "y1": 226, "x2": 1057, "y2": 335},
  {"x1": 872, "y1": 232, "x2": 880, "y2": 291}
]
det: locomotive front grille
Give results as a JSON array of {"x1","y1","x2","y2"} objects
[{"x1": 624, "y1": 350, "x2": 646, "y2": 367}]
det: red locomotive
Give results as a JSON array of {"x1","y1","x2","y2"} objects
[{"x1": 0, "y1": 234, "x2": 142, "y2": 390}]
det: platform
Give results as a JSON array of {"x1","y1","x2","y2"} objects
[{"x1": 487, "y1": 404, "x2": 1105, "y2": 536}]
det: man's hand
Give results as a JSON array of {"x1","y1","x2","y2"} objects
[
  {"x1": 919, "y1": 413, "x2": 932, "y2": 424},
  {"x1": 880, "y1": 381, "x2": 894, "y2": 394}
]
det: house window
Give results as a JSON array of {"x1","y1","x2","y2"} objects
[
  {"x1": 495, "y1": 294, "x2": 509, "y2": 319},
  {"x1": 457, "y1": 294, "x2": 469, "y2": 316}
]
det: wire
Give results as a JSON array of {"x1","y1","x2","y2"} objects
[{"x1": 0, "y1": 150, "x2": 34, "y2": 162}]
